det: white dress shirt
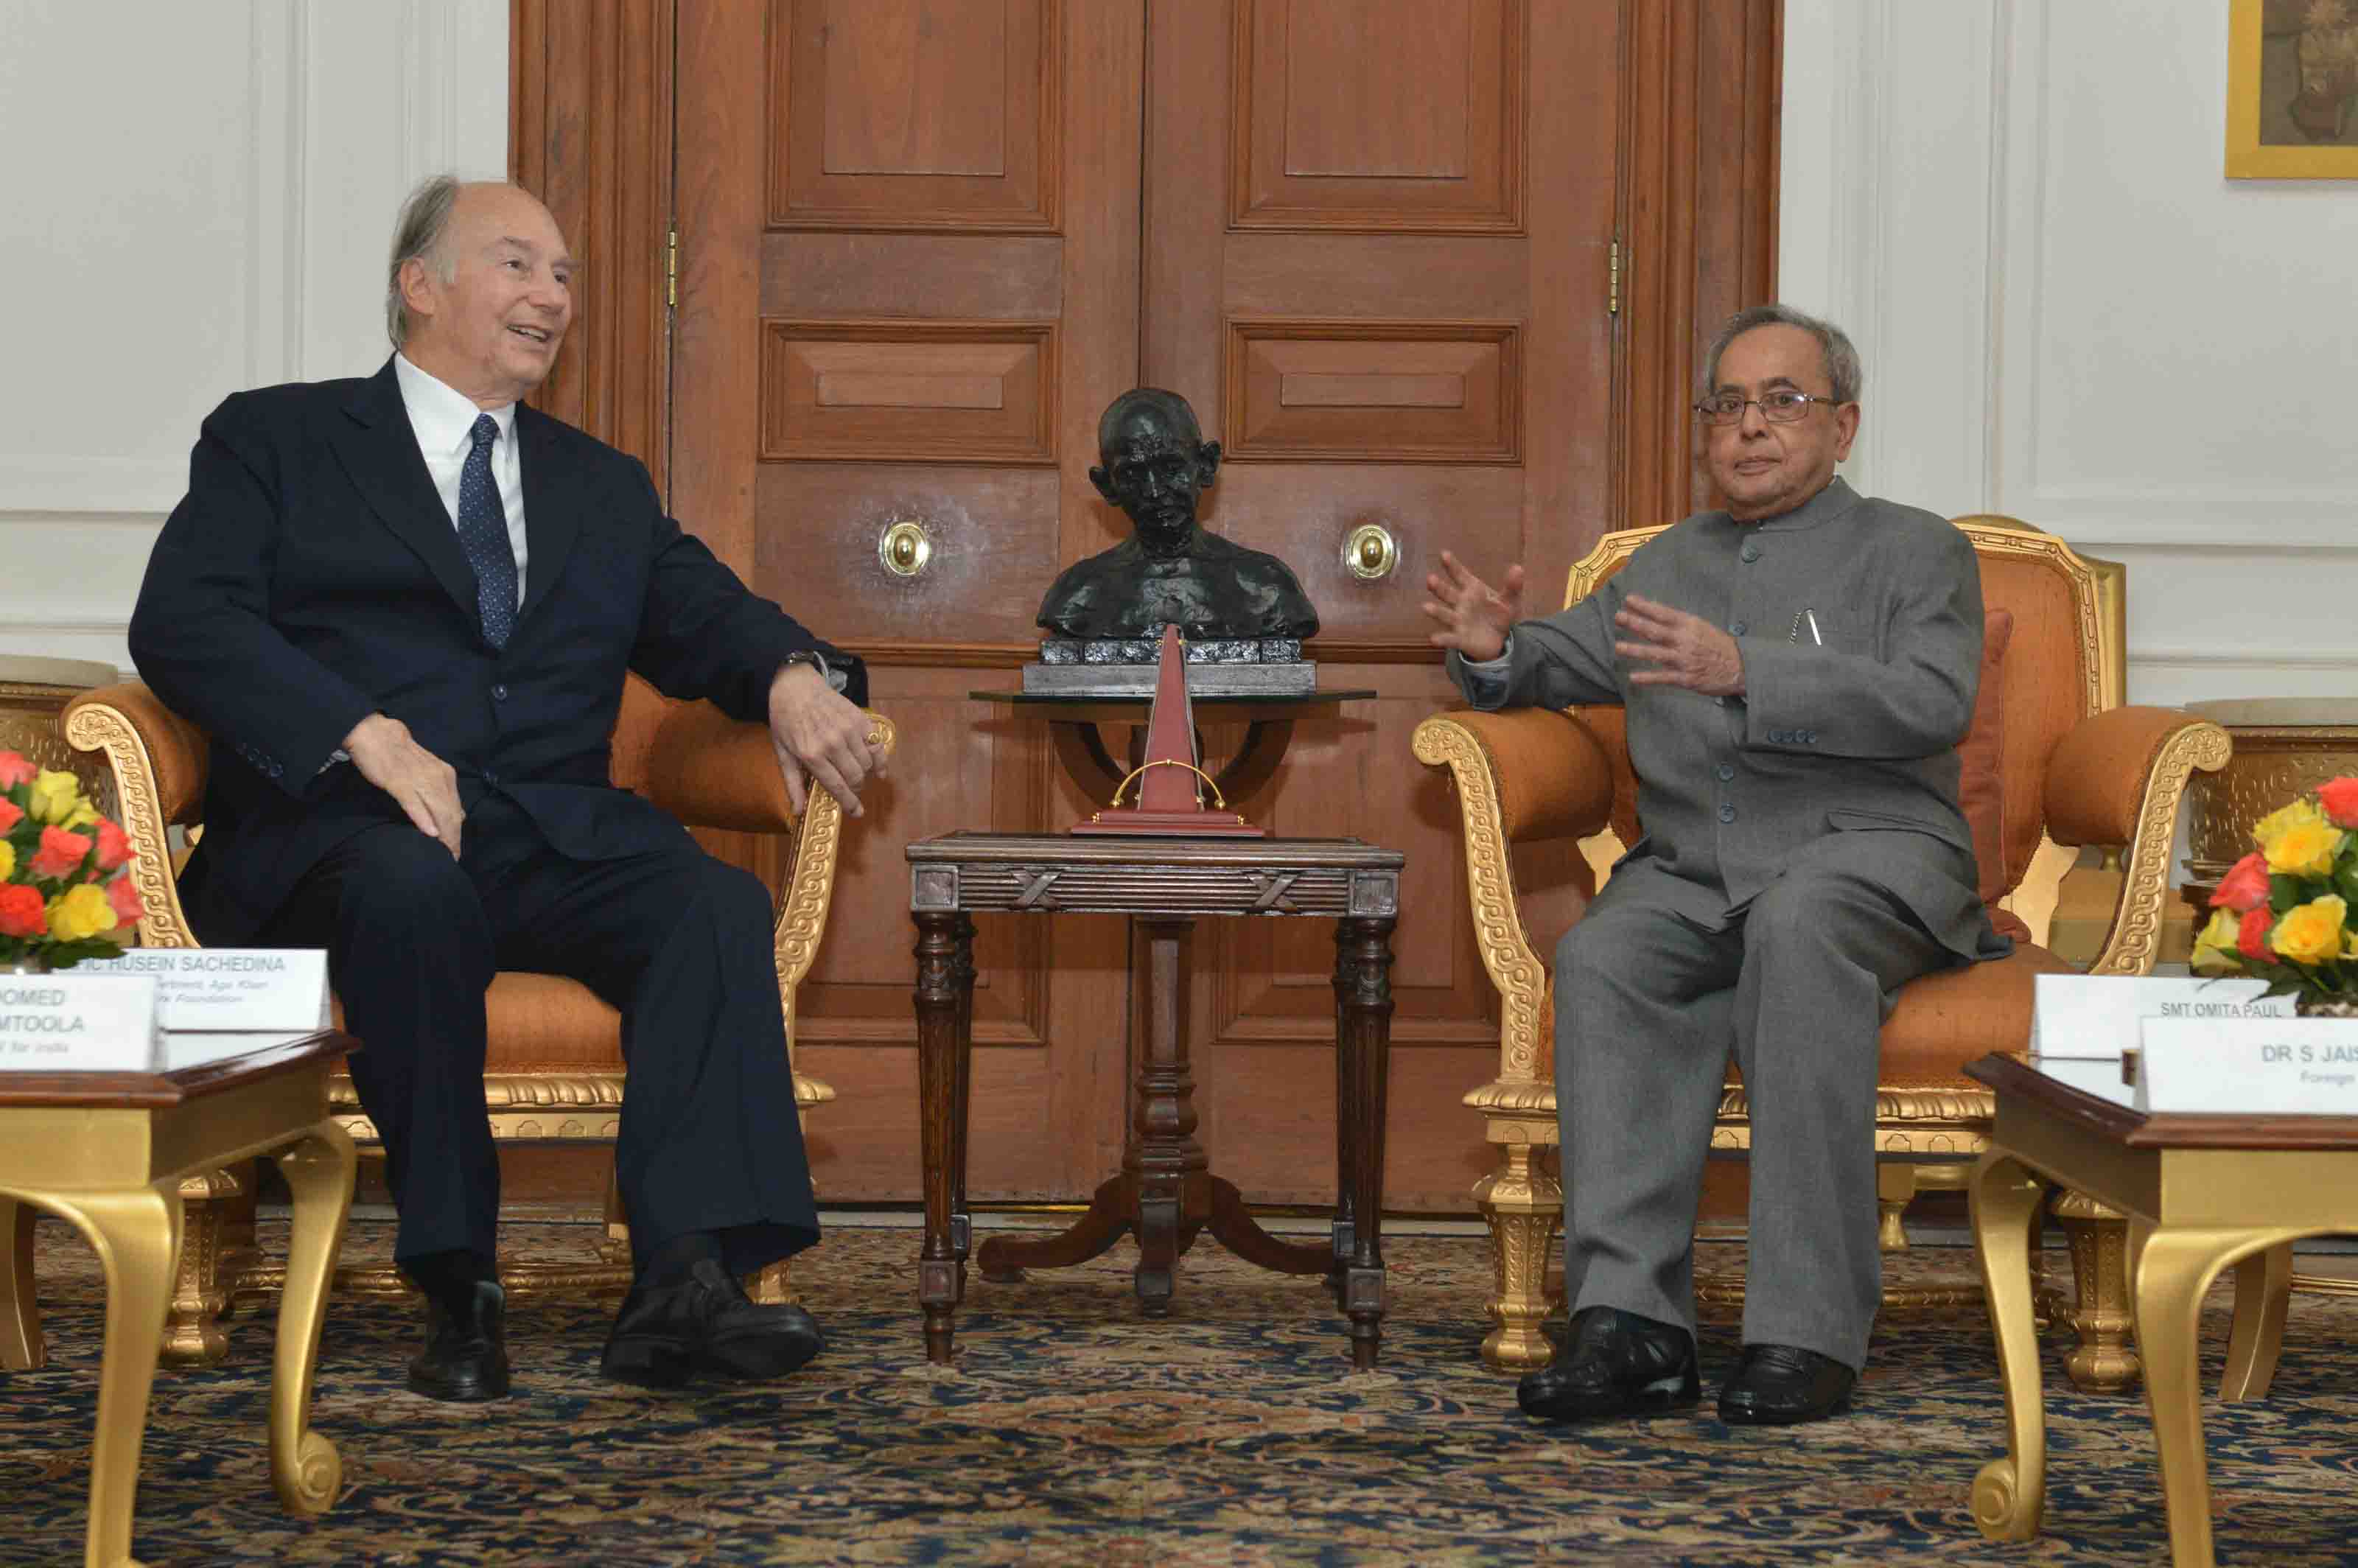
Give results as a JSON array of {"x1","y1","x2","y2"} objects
[{"x1": 393, "y1": 352, "x2": 528, "y2": 606}]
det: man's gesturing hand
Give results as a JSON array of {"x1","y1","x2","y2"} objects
[
  {"x1": 768, "y1": 662, "x2": 887, "y2": 819},
  {"x1": 1421, "y1": 550, "x2": 1525, "y2": 663},
  {"x1": 1614, "y1": 593, "x2": 1746, "y2": 696},
  {"x1": 343, "y1": 713, "x2": 465, "y2": 858}
]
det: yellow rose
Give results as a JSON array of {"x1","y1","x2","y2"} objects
[
  {"x1": 2253, "y1": 797, "x2": 2328, "y2": 851},
  {"x1": 2263, "y1": 819, "x2": 2346, "y2": 878},
  {"x1": 2270, "y1": 895, "x2": 2348, "y2": 965},
  {"x1": 2190, "y1": 908, "x2": 2245, "y2": 973},
  {"x1": 26, "y1": 769, "x2": 82, "y2": 825},
  {"x1": 61, "y1": 799, "x2": 98, "y2": 830},
  {"x1": 47, "y1": 883, "x2": 116, "y2": 943}
]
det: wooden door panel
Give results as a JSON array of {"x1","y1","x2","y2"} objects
[
  {"x1": 1233, "y1": 0, "x2": 1522, "y2": 231},
  {"x1": 760, "y1": 320, "x2": 1060, "y2": 463},
  {"x1": 1225, "y1": 319, "x2": 1519, "y2": 463},
  {"x1": 1200, "y1": 1044, "x2": 1502, "y2": 1211},
  {"x1": 1194, "y1": 662, "x2": 1503, "y2": 1207},
  {"x1": 752, "y1": 466, "x2": 1062, "y2": 645},
  {"x1": 1191, "y1": 466, "x2": 1527, "y2": 645},
  {"x1": 761, "y1": 233, "x2": 1065, "y2": 317},
  {"x1": 797, "y1": 665, "x2": 1054, "y2": 1045},
  {"x1": 1150, "y1": 0, "x2": 1612, "y2": 1214},
  {"x1": 794, "y1": 662, "x2": 1132, "y2": 1200},
  {"x1": 771, "y1": 0, "x2": 1058, "y2": 229},
  {"x1": 679, "y1": 0, "x2": 1144, "y2": 1201}
]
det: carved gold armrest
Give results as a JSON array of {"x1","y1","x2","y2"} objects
[
  {"x1": 2040, "y1": 707, "x2": 2231, "y2": 976},
  {"x1": 1413, "y1": 708, "x2": 1617, "y2": 1088},
  {"x1": 63, "y1": 681, "x2": 209, "y2": 949}
]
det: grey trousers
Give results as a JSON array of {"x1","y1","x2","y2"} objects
[{"x1": 1553, "y1": 857, "x2": 1948, "y2": 1369}]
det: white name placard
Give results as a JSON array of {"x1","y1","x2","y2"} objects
[
  {"x1": 74, "y1": 948, "x2": 330, "y2": 1032},
  {"x1": 2029, "y1": 974, "x2": 2293, "y2": 1063},
  {"x1": 0, "y1": 973, "x2": 162, "y2": 1072},
  {"x1": 2134, "y1": 1016, "x2": 2358, "y2": 1116}
]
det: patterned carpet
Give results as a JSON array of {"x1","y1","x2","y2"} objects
[{"x1": 4, "y1": 1214, "x2": 2355, "y2": 1567}]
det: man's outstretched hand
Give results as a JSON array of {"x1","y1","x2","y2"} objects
[
  {"x1": 344, "y1": 713, "x2": 465, "y2": 858},
  {"x1": 1421, "y1": 550, "x2": 1525, "y2": 663},
  {"x1": 768, "y1": 662, "x2": 888, "y2": 818},
  {"x1": 1614, "y1": 593, "x2": 1745, "y2": 696}
]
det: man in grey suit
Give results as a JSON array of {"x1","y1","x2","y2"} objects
[{"x1": 1422, "y1": 305, "x2": 2006, "y2": 1425}]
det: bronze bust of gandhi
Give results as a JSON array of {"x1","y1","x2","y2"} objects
[{"x1": 1036, "y1": 389, "x2": 1319, "y2": 644}]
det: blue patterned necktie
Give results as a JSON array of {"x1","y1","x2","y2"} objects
[{"x1": 456, "y1": 413, "x2": 518, "y2": 649}]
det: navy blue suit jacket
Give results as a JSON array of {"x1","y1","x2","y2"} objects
[{"x1": 130, "y1": 359, "x2": 861, "y2": 942}]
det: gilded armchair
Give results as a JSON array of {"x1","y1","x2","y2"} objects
[
  {"x1": 63, "y1": 674, "x2": 890, "y2": 1364},
  {"x1": 1413, "y1": 515, "x2": 2228, "y2": 1379}
]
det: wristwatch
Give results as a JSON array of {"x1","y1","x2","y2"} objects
[{"x1": 782, "y1": 649, "x2": 848, "y2": 693}]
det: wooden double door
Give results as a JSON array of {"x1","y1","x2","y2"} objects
[{"x1": 520, "y1": 0, "x2": 1777, "y2": 1209}]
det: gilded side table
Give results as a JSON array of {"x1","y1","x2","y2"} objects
[
  {"x1": 0, "y1": 1032, "x2": 358, "y2": 1568},
  {"x1": 1965, "y1": 1054, "x2": 2358, "y2": 1568},
  {"x1": 907, "y1": 832, "x2": 1402, "y2": 1369}
]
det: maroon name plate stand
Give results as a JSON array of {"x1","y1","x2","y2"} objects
[{"x1": 909, "y1": 634, "x2": 1402, "y2": 1368}]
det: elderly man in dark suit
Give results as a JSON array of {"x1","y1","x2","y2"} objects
[
  {"x1": 1422, "y1": 305, "x2": 2005, "y2": 1426},
  {"x1": 130, "y1": 177, "x2": 886, "y2": 1402}
]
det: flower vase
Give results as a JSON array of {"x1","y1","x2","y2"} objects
[{"x1": 2295, "y1": 995, "x2": 2358, "y2": 1020}]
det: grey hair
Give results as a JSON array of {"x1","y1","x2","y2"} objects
[
  {"x1": 1701, "y1": 304, "x2": 1864, "y2": 405},
  {"x1": 385, "y1": 175, "x2": 466, "y2": 349}
]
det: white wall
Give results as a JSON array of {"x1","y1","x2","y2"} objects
[
  {"x1": 0, "y1": 0, "x2": 508, "y2": 672},
  {"x1": 1780, "y1": 0, "x2": 2358, "y2": 707}
]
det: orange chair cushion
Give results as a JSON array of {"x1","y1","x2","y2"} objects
[
  {"x1": 332, "y1": 972, "x2": 624, "y2": 1074},
  {"x1": 1877, "y1": 939, "x2": 2077, "y2": 1088},
  {"x1": 1957, "y1": 608, "x2": 2013, "y2": 906}
]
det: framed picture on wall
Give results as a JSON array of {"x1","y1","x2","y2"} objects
[{"x1": 2228, "y1": 0, "x2": 2358, "y2": 176}]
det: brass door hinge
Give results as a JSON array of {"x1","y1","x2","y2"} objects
[
  {"x1": 665, "y1": 225, "x2": 679, "y2": 311},
  {"x1": 1609, "y1": 237, "x2": 1620, "y2": 317}
]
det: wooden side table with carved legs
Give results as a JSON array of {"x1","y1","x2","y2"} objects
[{"x1": 909, "y1": 833, "x2": 1402, "y2": 1370}]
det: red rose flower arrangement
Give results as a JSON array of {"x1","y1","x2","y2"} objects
[{"x1": 0, "y1": 750, "x2": 140, "y2": 969}]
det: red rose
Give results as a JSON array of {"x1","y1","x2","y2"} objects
[
  {"x1": 106, "y1": 874, "x2": 142, "y2": 927},
  {"x1": 2236, "y1": 906, "x2": 2278, "y2": 963},
  {"x1": 0, "y1": 752, "x2": 33, "y2": 788},
  {"x1": 2319, "y1": 776, "x2": 2358, "y2": 830},
  {"x1": 2208, "y1": 852, "x2": 2272, "y2": 912},
  {"x1": 0, "y1": 799, "x2": 20, "y2": 834},
  {"x1": 27, "y1": 825, "x2": 91, "y2": 881},
  {"x1": 93, "y1": 818, "x2": 133, "y2": 873},
  {"x1": 0, "y1": 883, "x2": 46, "y2": 938}
]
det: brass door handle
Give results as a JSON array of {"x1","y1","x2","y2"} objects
[
  {"x1": 878, "y1": 518, "x2": 933, "y2": 578},
  {"x1": 1342, "y1": 522, "x2": 1398, "y2": 581}
]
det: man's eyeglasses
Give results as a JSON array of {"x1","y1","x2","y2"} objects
[{"x1": 1693, "y1": 390, "x2": 1841, "y2": 427}]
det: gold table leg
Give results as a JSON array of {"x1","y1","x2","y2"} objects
[
  {"x1": 2217, "y1": 1245, "x2": 2292, "y2": 1396},
  {"x1": 1, "y1": 1195, "x2": 42, "y2": 1371},
  {"x1": 2127, "y1": 1221, "x2": 2259, "y2": 1568},
  {"x1": 1969, "y1": 1152, "x2": 2051, "y2": 1544},
  {"x1": 2219, "y1": 1240, "x2": 2293, "y2": 1403},
  {"x1": 269, "y1": 1121, "x2": 354, "y2": 1517},
  {"x1": 38, "y1": 1184, "x2": 183, "y2": 1568}
]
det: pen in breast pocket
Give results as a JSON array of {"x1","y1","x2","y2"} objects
[{"x1": 1789, "y1": 609, "x2": 1822, "y2": 645}]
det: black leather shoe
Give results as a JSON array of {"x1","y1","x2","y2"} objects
[
  {"x1": 1515, "y1": 1306, "x2": 1699, "y2": 1423},
  {"x1": 406, "y1": 1279, "x2": 511, "y2": 1403},
  {"x1": 601, "y1": 1257, "x2": 825, "y2": 1389},
  {"x1": 1717, "y1": 1343, "x2": 1856, "y2": 1425}
]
